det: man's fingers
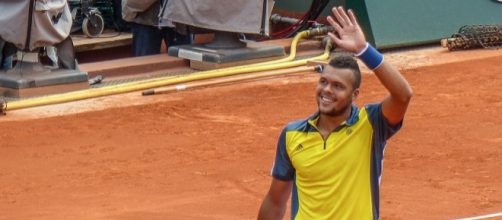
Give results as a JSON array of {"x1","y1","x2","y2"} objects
[
  {"x1": 347, "y1": 9, "x2": 359, "y2": 27},
  {"x1": 327, "y1": 16, "x2": 342, "y2": 32},
  {"x1": 326, "y1": 15, "x2": 336, "y2": 27},
  {"x1": 327, "y1": 32, "x2": 342, "y2": 46},
  {"x1": 327, "y1": 16, "x2": 344, "y2": 37},
  {"x1": 337, "y1": 6, "x2": 353, "y2": 26},
  {"x1": 331, "y1": 7, "x2": 347, "y2": 27}
]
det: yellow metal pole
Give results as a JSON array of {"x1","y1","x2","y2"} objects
[{"x1": 1, "y1": 36, "x2": 332, "y2": 113}]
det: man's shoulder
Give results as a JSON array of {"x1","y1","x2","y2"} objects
[
  {"x1": 362, "y1": 102, "x2": 381, "y2": 111},
  {"x1": 361, "y1": 102, "x2": 382, "y2": 120},
  {"x1": 284, "y1": 116, "x2": 311, "y2": 132},
  {"x1": 361, "y1": 102, "x2": 403, "y2": 138}
]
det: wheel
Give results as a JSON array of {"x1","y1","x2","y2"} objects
[{"x1": 82, "y1": 13, "x2": 104, "y2": 38}]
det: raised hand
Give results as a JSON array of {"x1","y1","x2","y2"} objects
[{"x1": 326, "y1": 6, "x2": 367, "y2": 54}]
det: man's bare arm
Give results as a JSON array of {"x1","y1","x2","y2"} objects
[
  {"x1": 258, "y1": 178, "x2": 292, "y2": 220},
  {"x1": 373, "y1": 61, "x2": 413, "y2": 125}
]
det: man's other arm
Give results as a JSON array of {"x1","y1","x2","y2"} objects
[{"x1": 258, "y1": 178, "x2": 292, "y2": 220}]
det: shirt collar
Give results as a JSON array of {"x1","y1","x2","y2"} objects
[{"x1": 306, "y1": 104, "x2": 360, "y2": 132}]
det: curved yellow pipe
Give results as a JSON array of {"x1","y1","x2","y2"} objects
[
  {"x1": 249, "y1": 27, "x2": 332, "y2": 67},
  {"x1": 252, "y1": 30, "x2": 309, "y2": 65},
  {"x1": 1, "y1": 38, "x2": 332, "y2": 112}
]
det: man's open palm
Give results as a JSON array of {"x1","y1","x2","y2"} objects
[{"x1": 327, "y1": 7, "x2": 367, "y2": 53}]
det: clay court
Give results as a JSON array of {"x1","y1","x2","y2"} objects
[{"x1": 1, "y1": 48, "x2": 501, "y2": 219}]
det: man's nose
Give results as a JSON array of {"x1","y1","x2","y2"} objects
[{"x1": 322, "y1": 84, "x2": 334, "y2": 94}]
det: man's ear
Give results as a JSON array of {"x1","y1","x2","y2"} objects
[{"x1": 352, "y1": 88, "x2": 360, "y2": 100}]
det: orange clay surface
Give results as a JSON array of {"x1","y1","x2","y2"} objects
[{"x1": 1, "y1": 50, "x2": 502, "y2": 220}]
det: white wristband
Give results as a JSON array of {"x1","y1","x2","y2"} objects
[{"x1": 354, "y1": 42, "x2": 370, "y2": 57}]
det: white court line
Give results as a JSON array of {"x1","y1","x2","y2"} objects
[{"x1": 455, "y1": 212, "x2": 502, "y2": 220}]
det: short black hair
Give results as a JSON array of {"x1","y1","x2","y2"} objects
[{"x1": 328, "y1": 55, "x2": 361, "y2": 89}]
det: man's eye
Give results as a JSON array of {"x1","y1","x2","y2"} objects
[{"x1": 334, "y1": 83, "x2": 344, "y2": 89}]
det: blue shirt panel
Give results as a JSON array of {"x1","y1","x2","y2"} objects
[
  {"x1": 272, "y1": 125, "x2": 298, "y2": 181},
  {"x1": 365, "y1": 103, "x2": 403, "y2": 220}
]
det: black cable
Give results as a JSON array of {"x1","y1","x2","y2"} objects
[{"x1": 284, "y1": 0, "x2": 330, "y2": 38}]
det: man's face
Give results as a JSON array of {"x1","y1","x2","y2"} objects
[{"x1": 316, "y1": 66, "x2": 359, "y2": 117}]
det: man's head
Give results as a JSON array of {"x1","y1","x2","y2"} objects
[{"x1": 316, "y1": 55, "x2": 361, "y2": 117}]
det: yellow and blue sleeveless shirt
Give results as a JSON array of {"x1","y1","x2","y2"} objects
[{"x1": 272, "y1": 103, "x2": 402, "y2": 220}]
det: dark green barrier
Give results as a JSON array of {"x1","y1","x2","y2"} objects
[{"x1": 274, "y1": 0, "x2": 502, "y2": 49}]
